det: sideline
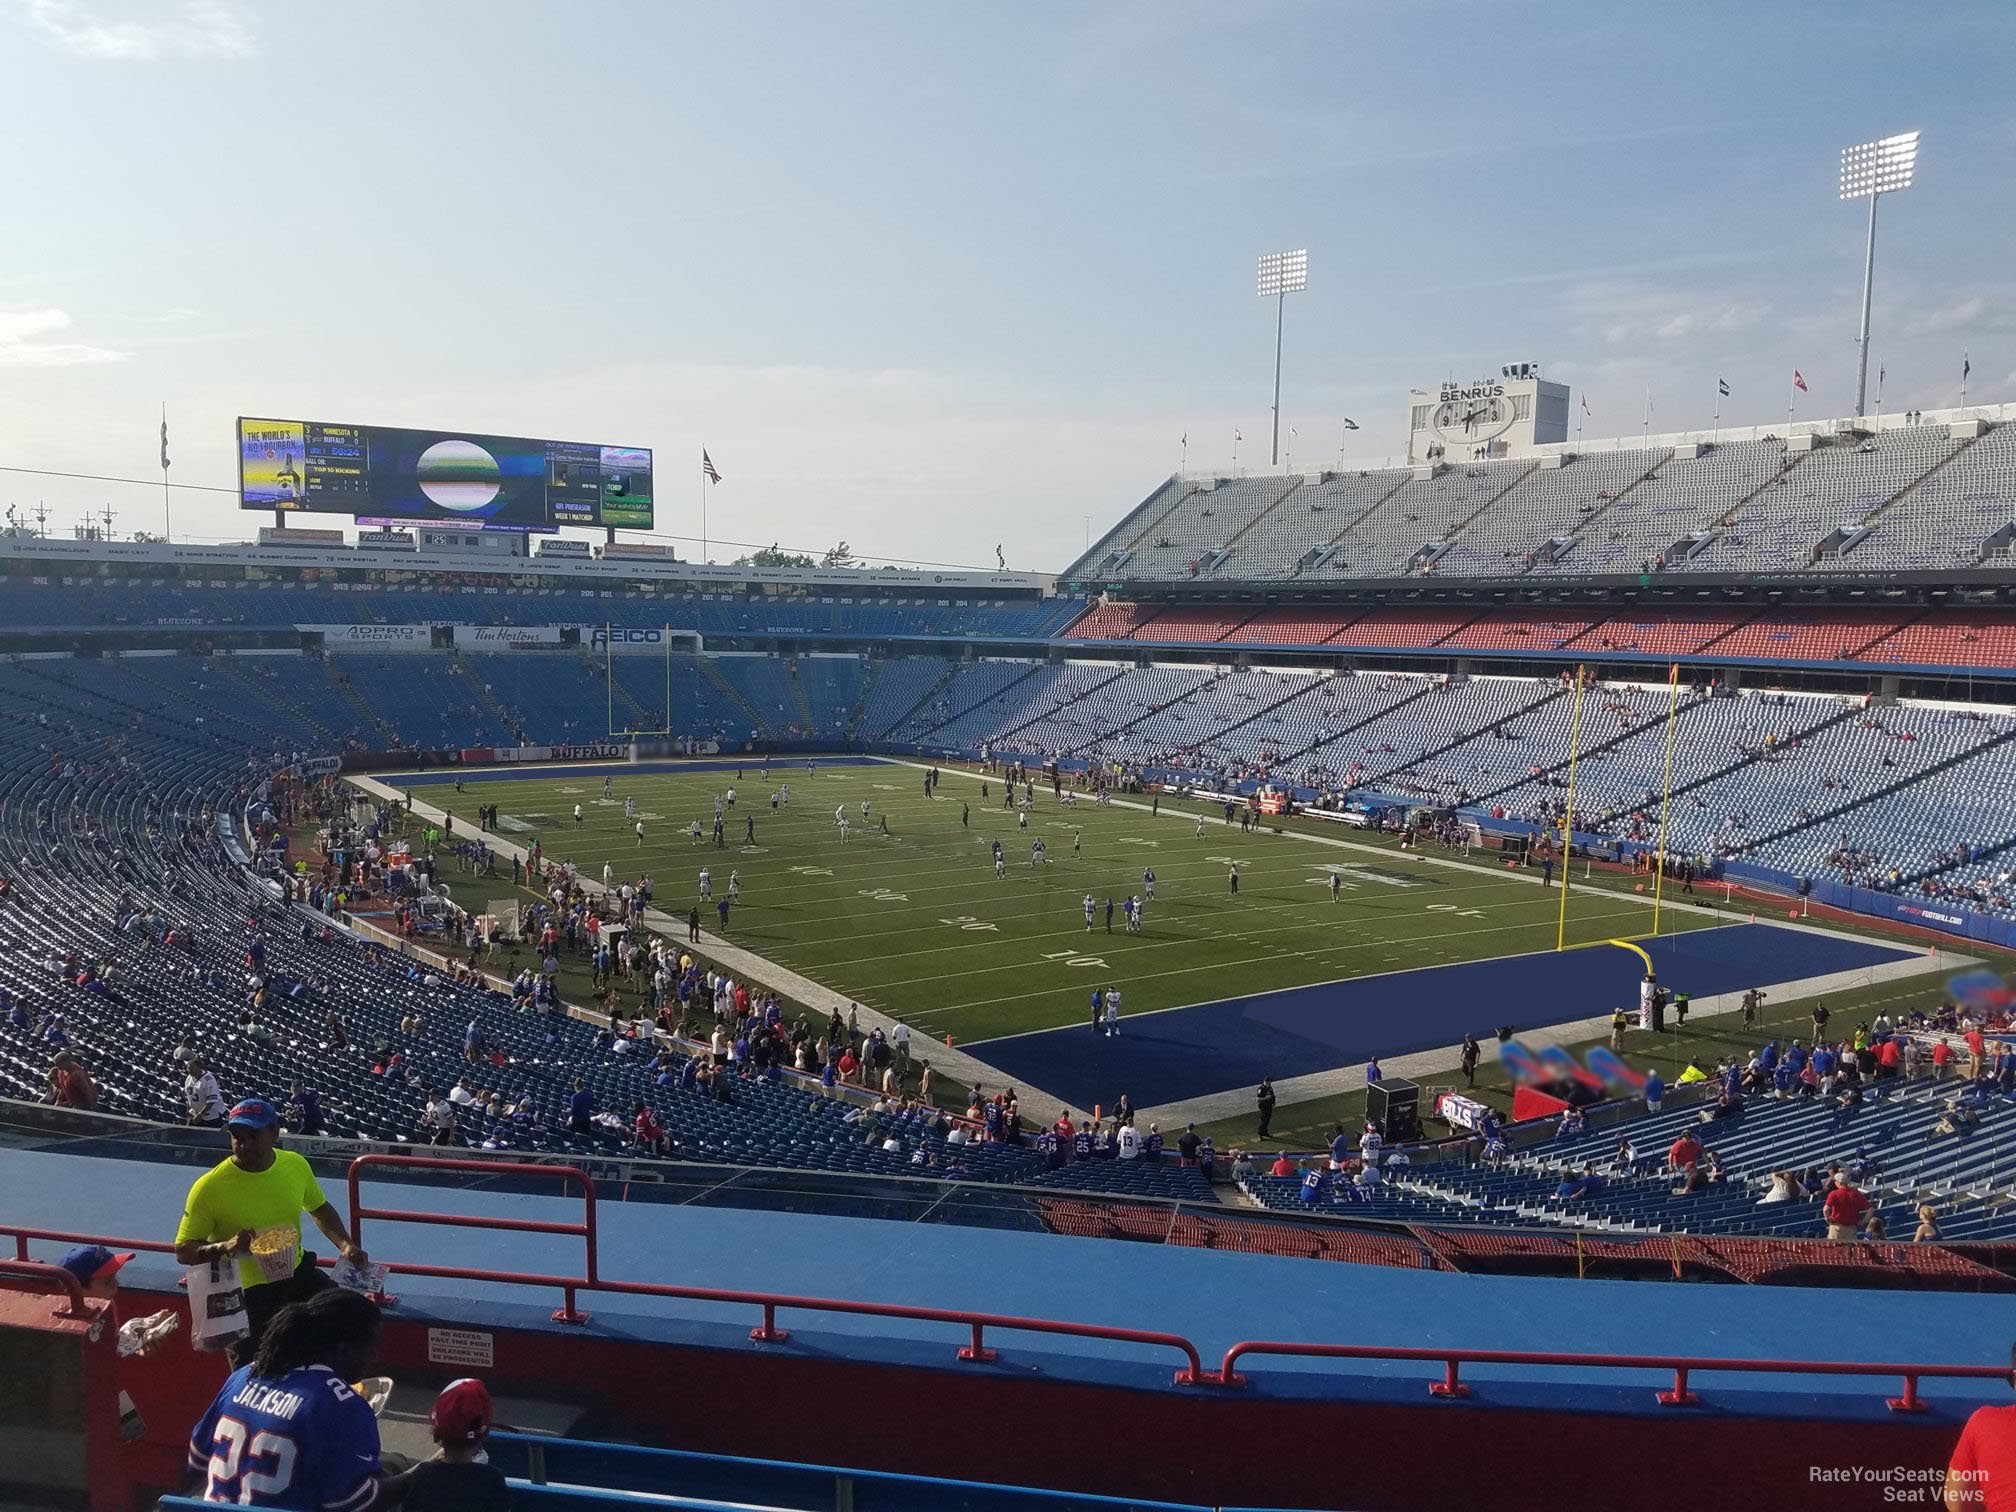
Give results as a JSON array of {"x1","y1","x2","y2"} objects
[
  {"x1": 891, "y1": 759, "x2": 1963, "y2": 1129},
  {"x1": 343, "y1": 774, "x2": 1066, "y2": 1112}
]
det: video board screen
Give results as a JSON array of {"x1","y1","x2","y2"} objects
[{"x1": 237, "y1": 418, "x2": 653, "y2": 531}]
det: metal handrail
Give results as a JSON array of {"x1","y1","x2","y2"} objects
[
  {"x1": 3, "y1": 1156, "x2": 2009, "y2": 1407},
  {"x1": 1210, "y1": 1338, "x2": 2015, "y2": 1412},
  {"x1": 0, "y1": 1257, "x2": 94, "y2": 1320},
  {"x1": 347, "y1": 1154, "x2": 598, "y2": 1322}
]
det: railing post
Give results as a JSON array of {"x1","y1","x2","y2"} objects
[
  {"x1": 749, "y1": 1301, "x2": 789, "y2": 1344},
  {"x1": 958, "y1": 1321, "x2": 998, "y2": 1363},
  {"x1": 1657, "y1": 1366, "x2": 1699, "y2": 1406},
  {"x1": 1430, "y1": 1358, "x2": 1469, "y2": 1398},
  {"x1": 1888, "y1": 1374, "x2": 1927, "y2": 1414},
  {"x1": 553, "y1": 1285, "x2": 588, "y2": 1326}
]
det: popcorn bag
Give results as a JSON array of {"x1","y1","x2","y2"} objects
[{"x1": 249, "y1": 1228, "x2": 297, "y2": 1284}]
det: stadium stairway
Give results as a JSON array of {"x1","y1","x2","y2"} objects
[
  {"x1": 1200, "y1": 476, "x2": 1308, "y2": 577},
  {"x1": 1554, "y1": 698, "x2": 1864, "y2": 836},
  {"x1": 1267, "y1": 677, "x2": 1444, "y2": 771},
  {"x1": 1743, "y1": 720, "x2": 2016, "y2": 858},
  {"x1": 454, "y1": 650, "x2": 527, "y2": 743},
  {"x1": 215, "y1": 659, "x2": 350, "y2": 746},
  {"x1": 594, "y1": 654, "x2": 654, "y2": 730},
  {"x1": 327, "y1": 664, "x2": 402, "y2": 746},
  {"x1": 698, "y1": 658, "x2": 778, "y2": 738},
  {"x1": 1463, "y1": 686, "x2": 1711, "y2": 806},
  {"x1": 987, "y1": 664, "x2": 1134, "y2": 747},
  {"x1": 785, "y1": 663, "x2": 817, "y2": 731},
  {"x1": 1840, "y1": 424, "x2": 1991, "y2": 540},
  {"x1": 1054, "y1": 666, "x2": 1314, "y2": 760},
  {"x1": 1362, "y1": 683, "x2": 1571, "y2": 791},
  {"x1": 1544, "y1": 449, "x2": 1675, "y2": 570}
]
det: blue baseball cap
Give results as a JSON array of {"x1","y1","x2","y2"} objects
[
  {"x1": 227, "y1": 1098, "x2": 281, "y2": 1130},
  {"x1": 59, "y1": 1244, "x2": 133, "y2": 1283}
]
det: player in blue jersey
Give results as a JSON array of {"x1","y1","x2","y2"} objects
[{"x1": 187, "y1": 1287, "x2": 392, "y2": 1512}]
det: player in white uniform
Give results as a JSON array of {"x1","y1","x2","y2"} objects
[
  {"x1": 1083, "y1": 894, "x2": 1095, "y2": 931},
  {"x1": 690, "y1": 819, "x2": 703, "y2": 843},
  {"x1": 1330, "y1": 873, "x2": 1342, "y2": 902},
  {"x1": 861, "y1": 800, "x2": 871, "y2": 821},
  {"x1": 839, "y1": 815, "x2": 851, "y2": 841},
  {"x1": 1017, "y1": 808, "x2": 1028, "y2": 830},
  {"x1": 835, "y1": 804, "x2": 847, "y2": 827},
  {"x1": 1103, "y1": 989, "x2": 1121, "y2": 1036},
  {"x1": 625, "y1": 796, "x2": 636, "y2": 820},
  {"x1": 635, "y1": 820, "x2": 646, "y2": 846},
  {"x1": 603, "y1": 776, "x2": 613, "y2": 798},
  {"x1": 602, "y1": 861, "x2": 613, "y2": 887},
  {"x1": 728, "y1": 870, "x2": 741, "y2": 901},
  {"x1": 573, "y1": 803, "x2": 584, "y2": 827},
  {"x1": 780, "y1": 784, "x2": 790, "y2": 808},
  {"x1": 1195, "y1": 814, "x2": 1206, "y2": 838},
  {"x1": 698, "y1": 868, "x2": 712, "y2": 900}
]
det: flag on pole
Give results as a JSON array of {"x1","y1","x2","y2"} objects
[
  {"x1": 1792, "y1": 370, "x2": 1808, "y2": 393},
  {"x1": 1717, "y1": 378, "x2": 1731, "y2": 397},
  {"x1": 701, "y1": 450, "x2": 721, "y2": 483},
  {"x1": 1963, "y1": 354, "x2": 1971, "y2": 382},
  {"x1": 1180, "y1": 432, "x2": 1187, "y2": 447},
  {"x1": 1341, "y1": 417, "x2": 1359, "y2": 431},
  {"x1": 1234, "y1": 429, "x2": 1243, "y2": 443},
  {"x1": 1579, "y1": 395, "x2": 1590, "y2": 416},
  {"x1": 160, "y1": 414, "x2": 170, "y2": 470}
]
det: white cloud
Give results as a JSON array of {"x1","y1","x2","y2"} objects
[
  {"x1": 0, "y1": 307, "x2": 130, "y2": 366},
  {"x1": 15, "y1": 0, "x2": 256, "y2": 61}
]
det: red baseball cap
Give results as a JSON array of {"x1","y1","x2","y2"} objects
[{"x1": 430, "y1": 1378, "x2": 493, "y2": 1444}]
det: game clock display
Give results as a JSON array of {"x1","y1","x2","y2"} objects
[{"x1": 238, "y1": 417, "x2": 653, "y2": 531}]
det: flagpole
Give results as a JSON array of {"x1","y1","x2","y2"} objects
[
  {"x1": 1555, "y1": 665, "x2": 1588, "y2": 953},
  {"x1": 1963, "y1": 351, "x2": 1970, "y2": 406},
  {"x1": 1712, "y1": 387, "x2": 1721, "y2": 445},
  {"x1": 1875, "y1": 367, "x2": 1885, "y2": 430},
  {"x1": 158, "y1": 403, "x2": 170, "y2": 544},
  {"x1": 1642, "y1": 386, "x2": 1650, "y2": 444},
  {"x1": 699, "y1": 452, "x2": 708, "y2": 561},
  {"x1": 1652, "y1": 661, "x2": 1681, "y2": 936}
]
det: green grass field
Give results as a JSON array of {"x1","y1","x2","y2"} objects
[{"x1": 405, "y1": 757, "x2": 1718, "y2": 1052}]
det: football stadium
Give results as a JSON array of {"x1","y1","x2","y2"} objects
[{"x1": 4, "y1": 9, "x2": 2016, "y2": 1512}]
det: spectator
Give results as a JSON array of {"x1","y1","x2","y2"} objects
[
  {"x1": 1666, "y1": 1130, "x2": 1702, "y2": 1175},
  {"x1": 1944, "y1": 1342, "x2": 2016, "y2": 1510},
  {"x1": 1758, "y1": 1171, "x2": 1798, "y2": 1205},
  {"x1": 1914, "y1": 1205, "x2": 1942, "y2": 1244},
  {"x1": 1642, "y1": 1069, "x2": 1664, "y2": 1114},
  {"x1": 1269, "y1": 1151, "x2": 1296, "y2": 1178},
  {"x1": 1177, "y1": 1124, "x2": 1202, "y2": 1166},
  {"x1": 172, "y1": 1098, "x2": 370, "y2": 1368},
  {"x1": 1821, "y1": 1176, "x2": 1871, "y2": 1242},
  {"x1": 407, "y1": 1378, "x2": 512, "y2": 1512},
  {"x1": 46, "y1": 1050, "x2": 98, "y2": 1110},
  {"x1": 186, "y1": 1288, "x2": 395, "y2": 1509},
  {"x1": 184, "y1": 1058, "x2": 227, "y2": 1127},
  {"x1": 567, "y1": 1077, "x2": 593, "y2": 1135}
]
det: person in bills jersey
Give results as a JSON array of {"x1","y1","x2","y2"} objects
[{"x1": 186, "y1": 1287, "x2": 396, "y2": 1511}]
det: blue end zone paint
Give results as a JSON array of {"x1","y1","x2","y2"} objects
[
  {"x1": 975, "y1": 924, "x2": 1921, "y2": 1113},
  {"x1": 394, "y1": 756, "x2": 888, "y2": 786}
]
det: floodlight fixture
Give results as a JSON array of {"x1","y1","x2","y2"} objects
[
  {"x1": 1257, "y1": 249, "x2": 1309, "y2": 298},
  {"x1": 1257, "y1": 249, "x2": 1309, "y2": 464},
  {"x1": 1839, "y1": 131, "x2": 1919, "y2": 200},
  {"x1": 1839, "y1": 132, "x2": 1920, "y2": 418}
]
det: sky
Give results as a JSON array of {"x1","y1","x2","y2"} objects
[{"x1": 1, "y1": 0, "x2": 2011, "y2": 572}]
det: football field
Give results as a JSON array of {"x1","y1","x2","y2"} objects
[
  {"x1": 405, "y1": 758, "x2": 1703, "y2": 1030},
  {"x1": 389, "y1": 757, "x2": 1930, "y2": 1114}
]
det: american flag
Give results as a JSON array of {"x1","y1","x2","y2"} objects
[{"x1": 701, "y1": 450, "x2": 721, "y2": 483}]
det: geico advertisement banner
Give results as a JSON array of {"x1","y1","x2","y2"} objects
[
  {"x1": 590, "y1": 626, "x2": 695, "y2": 654},
  {"x1": 304, "y1": 623, "x2": 432, "y2": 649},
  {"x1": 453, "y1": 625, "x2": 563, "y2": 647}
]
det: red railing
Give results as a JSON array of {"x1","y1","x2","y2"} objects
[
  {"x1": 4, "y1": 1154, "x2": 2009, "y2": 1408},
  {"x1": 1210, "y1": 1340, "x2": 2015, "y2": 1412},
  {"x1": 347, "y1": 1155, "x2": 599, "y2": 1323},
  {"x1": 344, "y1": 1156, "x2": 1206, "y2": 1382},
  {"x1": 0, "y1": 1257, "x2": 93, "y2": 1321}
]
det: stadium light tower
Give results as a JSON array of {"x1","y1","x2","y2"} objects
[
  {"x1": 1257, "y1": 249, "x2": 1308, "y2": 467},
  {"x1": 1839, "y1": 130, "x2": 1919, "y2": 420}
]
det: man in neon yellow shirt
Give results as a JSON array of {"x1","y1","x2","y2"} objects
[{"x1": 173, "y1": 1098, "x2": 369, "y2": 1367}]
